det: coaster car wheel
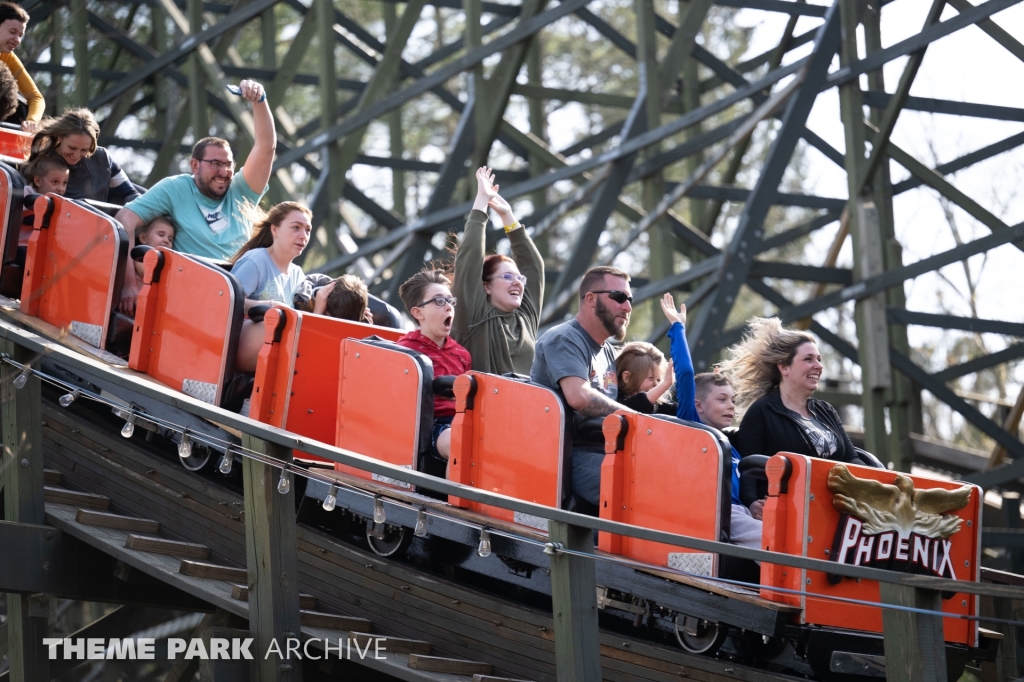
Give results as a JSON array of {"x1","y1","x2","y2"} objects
[
  {"x1": 674, "y1": 615, "x2": 728, "y2": 655},
  {"x1": 365, "y1": 520, "x2": 412, "y2": 557}
]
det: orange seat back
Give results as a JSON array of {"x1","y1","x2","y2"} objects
[
  {"x1": 21, "y1": 196, "x2": 127, "y2": 349},
  {"x1": 332, "y1": 338, "x2": 433, "y2": 490},
  {"x1": 249, "y1": 308, "x2": 404, "y2": 464},
  {"x1": 448, "y1": 372, "x2": 567, "y2": 531},
  {"x1": 598, "y1": 413, "x2": 728, "y2": 577},
  {"x1": 128, "y1": 247, "x2": 243, "y2": 405},
  {"x1": 0, "y1": 127, "x2": 32, "y2": 163},
  {"x1": 0, "y1": 161, "x2": 25, "y2": 296},
  {"x1": 759, "y1": 453, "x2": 981, "y2": 645}
]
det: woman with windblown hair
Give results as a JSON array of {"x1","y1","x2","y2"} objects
[
  {"x1": 451, "y1": 166, "x2": 544, "y2": 375},
  {"x1": 725, "y1": 317, "x2": 879, "y2": 468}
]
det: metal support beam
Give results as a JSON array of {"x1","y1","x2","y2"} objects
[
  {"x1": 71, "y1": 0, "x2": 89, "y2": 106},
  {"x1": 687, "y1": 4, "x2": 841, "y2": 369},
  {"x1": 548, "y1": 520, "x2": 600, "y2": 682},
  {"x1": 242, "y1": 435, "x2": 303, "y2": 682}
]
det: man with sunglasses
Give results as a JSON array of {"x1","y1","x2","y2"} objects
[
  {"x1": 115, "y1": 79, "x2": 275, "y2": 314},
  {"x1": 530, "y1": 265, "x2": 635, "y2": 512}
]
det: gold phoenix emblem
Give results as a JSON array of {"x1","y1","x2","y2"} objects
[{"x1": 826, "y1": 464, "x2": 972, "y2": 538}]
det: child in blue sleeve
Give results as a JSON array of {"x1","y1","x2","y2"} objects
[{"x1": 661, "y1": 293, "x2": 762, "y2": 550}]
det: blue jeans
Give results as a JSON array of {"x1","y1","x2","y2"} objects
[{"x1": 571, "y1": 445, "x2": 606, "y2": 506}]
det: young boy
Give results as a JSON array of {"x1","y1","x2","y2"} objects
[
  {"x1": 396, "y1": 269, "x2": 471, "y2": 462},
  {"x1": 19, "y1": 153, "x2": 69, "y2": 246},
  {"x1": 133, "y1": 216, "x2": 176, "y2": 279},
  {"x1": 661, "y1": 293, "x2": 762, "y2": 549}
]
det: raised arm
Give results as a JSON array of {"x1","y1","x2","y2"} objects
[
  {"x1": 238, "y1": 80, "x2": 276, "y2": 195},
  {"x1": 508, "y1": 220, "x2": 544, "y2": 320},
  {"x1": 452, "y1": 168, "x2": 494, "y2": 336},
  {"x1": 662, "y1": 293, "x2": 699, "y2": 422}
]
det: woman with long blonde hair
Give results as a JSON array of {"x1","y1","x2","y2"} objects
[
  {"x1": 28, "y1": 108, "x2": 139, "y2": 204},
  {"x1": 725, "y1": 317, "x2": 877, "y2": 467}
]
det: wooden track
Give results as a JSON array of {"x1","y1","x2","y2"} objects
[{"x1": 39, "y1": 397, "x2": 805, "y2": 682}]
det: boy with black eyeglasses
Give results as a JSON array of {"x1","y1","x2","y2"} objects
[{"x1": 397, "y1": 269, "x2": 472, "y2": 462}]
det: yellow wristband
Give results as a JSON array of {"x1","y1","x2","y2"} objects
[{"x1": 503, "y1": 221, "x2": 521, "y2": 233}]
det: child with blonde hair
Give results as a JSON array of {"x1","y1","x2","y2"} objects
[{"x1": 614, "y1": 341, "x2": 675, "y2": 414}]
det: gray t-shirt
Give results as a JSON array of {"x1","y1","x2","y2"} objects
[
  {"x1": 231, "y1": 248, "x2": 305, "y2": 306},
  {"x1": 530, "y1": 318, "x2": 618, "y2": 422}
]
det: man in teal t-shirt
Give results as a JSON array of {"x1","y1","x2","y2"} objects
[{"x1": 116, "y1": 79, "x2": 274, "y2": 314}]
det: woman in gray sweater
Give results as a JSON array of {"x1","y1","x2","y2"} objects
[{"x1": 452, "y1": 167, "x2": 544, "y2": 375}]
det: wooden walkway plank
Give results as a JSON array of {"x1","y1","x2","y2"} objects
[
  {"x1": 349, "y1": 631, "x2": 431, "y2": 655},
  {"x1": 43, "y1": 469, "x2": 62, "y2": 485},
  {"x1": 125, "y1": 534, "x2": 210, "y2": 559},
  {"x1": 299, "y1": 610, "x2": 373, "y2": 632},
  {"x1": 76, "y1": 509, "x2": 159, "y2": 534},
  {"x1": 179, "y1": 560, "x2": 247, "y2": 583},
  {"x1": 408, "y1": 654, "x2": 493, "y2": 675},
  {"x1": 231, "y1": 584, "x2": 317, "y2": 610},
  {"x1": 473, "y1": 676, "x2": 536, "y2": 682},
  {"x1": 43, "y1": 486, "x2": 109, "y2": 510}
]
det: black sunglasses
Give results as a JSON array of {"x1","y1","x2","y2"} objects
[{"x1": 591, "y1": 290, "x2": 632, "y2": 304}]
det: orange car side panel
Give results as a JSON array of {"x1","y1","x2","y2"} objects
[
  {"x1": 0, "y1": 128, "x2": 32, "y2": 162},
  {"x1": 128, "y1": 249, "x2": 237, "y2": 405},
  {"x1": 447, "y1": 372, "x2": 565, "y2": 530},
  {"x1": 334, "y1": 339, "x2": 422, "y2": 490},
  {"x1": 21, "y1": 196, "x2": 122, "y2": 348},
  {"x1": 760, "y1": 454, "x2": 980, "y2": 645},
  {"x1": 248, "y1": 311, "x2": 401, "y2": 464},
  {"x1": 599, "y1": 413, "x2": 723, "y2": 572}
]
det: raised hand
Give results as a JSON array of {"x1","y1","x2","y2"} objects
[
  {"x1": 473, "y1": 166, "x2": 515, "y2": 226},
  {"x1": 660, "y1": 292, "x2": 686, "y2": 325}
]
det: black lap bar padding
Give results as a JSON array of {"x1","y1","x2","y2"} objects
[
  {"x1": 575, "y1": 416, "x2": 607, "y2": 444},
  {"x1": 130, "y1": 245, "x2": 165, "y2": 283},
  {"x1": 738, "y1": 454, "x2": 770, "y2": 479},
  {"x1": 130, "y1": 245, "x2": 152, "y2": 261},
  {"x1": 432, "y1": 375, "x2": 457, "y2": 398},
  {"x1": 248, "y1": 304, "x2": 272, "y2": 324},
  {"x1": 854, "y1": 447, "x2": 885, "y2": 469}
]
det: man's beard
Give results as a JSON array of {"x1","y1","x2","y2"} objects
[
  {"x1": 196, "y1": 173, "x2": 230, "y2": 199},
  {"x1": 595, "y1": 297, "x2": 628, "y2": 341}
]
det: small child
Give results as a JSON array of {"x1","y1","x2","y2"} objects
[
  {"x1": 396, "y1": 269, "x2": 471, "y2": 463},
  {"x1": 133, "y1": 216, "x2": 176, "y2": 279},
  {"x1": 615, "y1": 341, "x2": 675, "y2": 414},
  {"x1": 661, "y1": 292, "x2": 762, "y2": 550},
  {"x1": 19, "y1": 153, "x2": 69, "y2": 246}
]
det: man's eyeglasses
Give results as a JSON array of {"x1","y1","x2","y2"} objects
[
  {"x1": 198, "y1": 159, "x2": 236, "y2": 172},
  {"x1": 492, "y1": 272, "x2": 527, "y2": 285},
  {"x1": 416, "y1": 296, "x2": 457, "y2": 308},
  {"x1": 592, "y1": 290, "x2": 633, "y2": 304}
]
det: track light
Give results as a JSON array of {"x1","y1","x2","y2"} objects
[
  {"x1": 218, "y1": 449, "x2": 235, "y2": 475},
  {"x1": 178, "y1": 431, "x2": 192, "y2": 459},
  {"x1": 120, "y1": 414, "x2": 136, "y2": 438},
  {"x1": 59, "y1": 389, "x2": 80, "y2": 407},
  {"x1": 322, "y1": 484, "x2": 338, "y2": 512},
  {"x1": 373, "y1": 496, "x2": 386, "y2": 524},
  {"x1": 414, "y1": 508, "x2": 428, "y2": 537},
  {"x1": 13, "y1": 367, "x2": 29, "y2": 389},
  {"x1": 276, "y1": 469, "x2": 291, "y2": 495},
  {"x1": 477, "y1": 529, "x2": 492, "y2": 558}
]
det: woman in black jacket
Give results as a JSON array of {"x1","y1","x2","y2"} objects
[{"x1": 727, "y1": 317, "x2": 878, "y2": 468}]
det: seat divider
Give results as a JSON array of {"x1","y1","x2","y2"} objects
[
  {"x1": 598, "y1": 414, "x2": 628, "y2": 554},
  {"x1": 19, "y1": 195, "x2": 53, "y2": 317},
  {"x1": 447, "y1": 374, "x2": 476, "y2": 508},
  {"x1": 128, "y1": 250, "x2": 164, "y2": 373}
]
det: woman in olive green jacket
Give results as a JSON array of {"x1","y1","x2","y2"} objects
[{"x1": 452, "y1": 167, "x2": 544, "y2": 375}]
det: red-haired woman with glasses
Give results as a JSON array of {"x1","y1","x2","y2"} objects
[{"x1": 452, "y1": 166, "x2": 544, "y2": 375}]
